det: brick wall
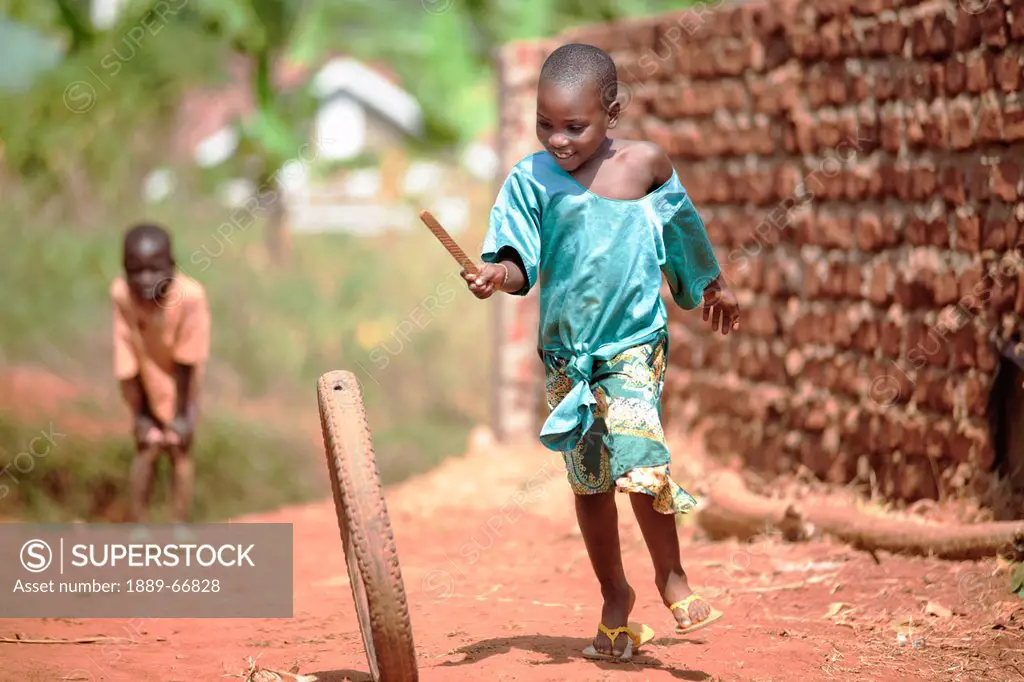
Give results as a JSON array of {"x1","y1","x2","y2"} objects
[{"x1": 494, "y1": 0, "x2": 1024, "y2": 502}]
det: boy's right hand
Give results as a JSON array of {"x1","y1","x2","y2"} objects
[{"x1": 462, "y1": 264, "x2": 506, "y2": 299}]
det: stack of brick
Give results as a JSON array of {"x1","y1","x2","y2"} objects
[{"x1": 495, "y1": 0, "x2": 1024, "y2": 502}]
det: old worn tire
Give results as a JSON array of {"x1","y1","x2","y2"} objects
[{"x1": 317, "y1": 370, "x2": 418, "y2": 682}]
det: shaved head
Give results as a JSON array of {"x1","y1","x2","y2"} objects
[{"x1": 539, "y1": 43, "x2": 618, "y2": 111}]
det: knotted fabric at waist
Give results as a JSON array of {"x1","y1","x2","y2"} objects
[{"x1": 538, "y1": 327, "x2": 666, "y2": 452}]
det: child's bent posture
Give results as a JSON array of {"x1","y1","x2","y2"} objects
[
  {"x1": 462, "y1": 44, "x2": 740, "y2": 661},
  {"x1": 112, "y1": 223, "x2": 210, "y2": 524}
]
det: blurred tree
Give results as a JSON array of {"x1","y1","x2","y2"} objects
[{"x1": 189, "y1": 0, "x2": 421, "y2": 263}]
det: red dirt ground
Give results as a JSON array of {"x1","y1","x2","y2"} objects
[{"x1": 3, "y1": 431, "x2": 1023, "y2": 682}]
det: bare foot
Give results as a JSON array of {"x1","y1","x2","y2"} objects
[
  {"x1": 661, "y1": 572, "x2": 712, "y2": 630},
  {"x1": 591, "y1": 584, "x2": 636, "y2": 656}
]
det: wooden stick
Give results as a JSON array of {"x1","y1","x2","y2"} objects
[{"x1": 418, "y1": 209, "x2": 479, "y2": 276}]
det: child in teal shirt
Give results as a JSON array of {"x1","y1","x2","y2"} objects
[{"x1": 463, "y1": 43, "x2": 740, "y2": 662}]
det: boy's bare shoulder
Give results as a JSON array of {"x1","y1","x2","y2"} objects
[
  {"x1": 617, "y1": 139, "x2": 674, "y2": 185},
  {"x1": 110, "y1": 277, "x2": 130, "y2": 304},
  {"x1": 177, "y1": 275, "x2": 207, "y2": 300}
]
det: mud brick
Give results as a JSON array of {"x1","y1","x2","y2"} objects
[
  {"x1": 974, "y1": 210, "x2": 1007, "y2": 250},
  {"x1": 966, "y1": 51, "x2": 993, "y2": 94},
  {"x1": 875, "y1": 64, "x2": 898, "y2": 102},
  {"x1": 807, "y1": 69, "x2": 830, "y2": 109},
  {"x1": 955, "y1": 8, "x2": 984, "y2": 51},
  {"x1": 977, "y1": 94, "x2": 1005, "y2": 143},
  {"x1": 911, "y1": 164, "x2": 938, "y2": 201},
  {"x1": 951, "y1": 325, "x2": 979, "y2": 370},
  {"x1": 911, "y1": 15, "x2": 931, "y2": 58},
  {"x1": 992, "y1": 271, "x2": 1018, "y2": 313},
  {"x1": 818, "y1": 211, "x2": 855, "y2": 249},
  {"x1": 894, "y1": 163, "x2": 915, "y2": 201},
  {"x1": 928, "y1": 213, "x2": 950, "y2": 248},
  {"x1": 980, "y1": 4, "x2": 1008, "y2": 49},
  {"x1": 931, "y1": 268, "x2": 960, "y2": 307},
  {"x1": 921, "y1": 369, "x2": 954, "y2": 412},
  {"x1": 906, "y1": 112, "x2": 926, "y2": 149},
  {"x1": 819, "y1": 19, "x2": 846, "y2": 60},
  {"x1": 948, "y1": 99, "x2": 975, "y2": 150},
  {"x1": 860, "y1": 19, "x2": 884, "y2": 56},
  {"x1": 990, "y1": 160, "x2": 1021, "y2": 202},
  {"x1": 845, "y1": 163, "x2": 878, "y2": 200},
  {"x1": 835, "y1": 308, "x2": 858, "y2": 347},
  {"x1": 1006, "y1": 102, "x2": 1024, "y2": 142},
  {"x1": 960, "y1": 266, "x2": 993, "y2": 313},
  {"x1": 880, "y1": 107, "x2": 904, "y2": 152},
  {"x1": 899, "y1": 417, "x2": 928, "y2": 457},
  {"x1": 995, "y1": 51, "x2": 1023, "y2": 93},
  {"x1": 945, "y1": 56, "x2": 967, "y2": 96},
  {"x1": 774, "y1": 163, "x2": 802, "y2": 199},
  {"x1": 877, "y1": 414, "x2": 904, "y2": 452},
  {"x1": 977, "y1": 327, "x2": 998, "y2": 372},
  {"x1": 1013, "y1": 0, "x2": 1024, "y2": 40},
  {"x1": 930, "y1": 62, "x2": 946, "y2": 96},
  {"x1": 956, "y1": 213, "x2": 982, "y2": 254},
  {"x1": 923, "y1": 419, "x2": 954, "y2": 459},
  {"x1": 790, "y1": 109, "x2": 817, "y2": 154},
  {"x1": 958, "y1": 263, "x2": 983, "y2": 304},
  {"x1": 881, "y1": 317, "x2": 903, "y2": 356},
  {"x1": 856, "y1": 211, "x2": 888, "y2": 252},
  {"x1": 789, "y1": 209, "x2": 815, "y2": 247},
  {"x1": 898, "y1": 63, "x2": 934, "y2": 101},
  {"x1": 895, "y1": 458, "x2": 939, "y2": 502},
  {"x1": 913, "y1": 323, "x2": 950, "y2": 368},
  {"x1": 836, "y1": 355, "x2": 862, "y2": 398},
  {"x1": 762, "y1": 264, "x2": 785, "y2": 296},
  {"x1": 877, "y1": 16, "x2": 907, "y2": 54},
  {"x1": 923, "y1": 100, "x2": 950, "y2": 149},
  {"x1": 941, "y1": 166, "x2": 966, "y2": 206},
  {"x1": 850, "y1": 313, "x2": 878, "y2": 350},
  {"x1": 928, "y1": 13, "x2": 956, "y2": 57},
  {"x1": 789, "y1": 26, "x2": 822, "y2": 60},
  {"x1": 895, "y1": 271, "x2": 932, "y2": 309},
  {"x1": 969, "y1": 162, "x2": 991, "y2": 202},
  {"x1": 906, "y1": 214, "x2": 929, "y2": 245},
  {"x1": 856, "y1": 110, "x2": 880, "y2": 153},
  {"x1": 868, "y1": 260, "x2": 893, "y2": 305}
]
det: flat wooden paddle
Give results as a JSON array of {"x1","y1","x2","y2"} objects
[{"x1": 418, "y1": 209, "x2": 479, "y2": 277}]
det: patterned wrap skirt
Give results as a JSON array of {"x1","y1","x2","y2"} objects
[{"x1": 542, "y1": 329, "x2": 698, "y2": 515}]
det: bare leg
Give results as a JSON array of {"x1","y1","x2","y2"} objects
[
  {"x1": 575, "y1": 491, "x2": 635, "y2": 655},
  {"x1": 629, "y1": 492, "x2": 711, "y2": 629},
  {"x1": 168, "y1": 445, "x2": 194, "y2": 524},
  {"x1": 128, "y1": 444, "x2": 161, "y2": 523}
]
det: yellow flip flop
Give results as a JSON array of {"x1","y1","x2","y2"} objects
[
  {"x1": 581, "y1": 621, "x2": 656, "y2": 662},
  {"x1": 670, "y1": 594, "x2": 724, "y2": 635}
]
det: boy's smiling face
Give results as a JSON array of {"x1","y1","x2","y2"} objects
[
  {"x1": 124, "y1": 236, "x2": 175, "y2": 304},
  {"x1": 536, "y1": 79, "x2": 618, "y2": 173}
]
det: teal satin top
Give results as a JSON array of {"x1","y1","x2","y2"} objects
[{"x1": 481, "y1": 151, "x2": 721, "y2": 453}]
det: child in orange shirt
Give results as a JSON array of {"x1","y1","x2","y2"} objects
[{"x1": 111, "y1": 223, "x2": 210, "y2": 523}]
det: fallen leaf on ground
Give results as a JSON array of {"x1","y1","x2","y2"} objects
[
  {"x1": 925, "y1": 601, "x2": 953, "y2": 618},
  {"x1": 824, "y1": 602, "x2": 851, "y2": 618}
]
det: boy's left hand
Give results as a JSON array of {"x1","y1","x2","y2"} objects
[
  {"x1": 166, "y1": 413, "x2": 194, "y2": 449},
  {"x1": 703, "y1": 277, "x2": 740, "y2": 335}
]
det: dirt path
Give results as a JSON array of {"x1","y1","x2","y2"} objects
[{"x1": 2, "y1": 437, "x2": 1022, "y2": 682}]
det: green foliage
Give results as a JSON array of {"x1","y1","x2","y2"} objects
[
  {"x1": 1012, "y1": 562, "x2": 1024, "y2": 600},
  {"x1": 0, "y1": 411, "x2": 319, "y2": 522}
]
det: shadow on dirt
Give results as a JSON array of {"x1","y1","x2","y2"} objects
[
  {"x1": 439, "y1": 635, "x2": 710, "y2": 679},
  {"x1": 308, "y1": 669, "x2": 371, "y2": 681}
]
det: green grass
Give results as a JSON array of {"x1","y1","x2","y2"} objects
[
  {"x1": 0, "y1": 412, "x2": 318, "y2": 522},
  {"x1": 0, "y1": 193, "x2": 492, "y2": 521}
]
